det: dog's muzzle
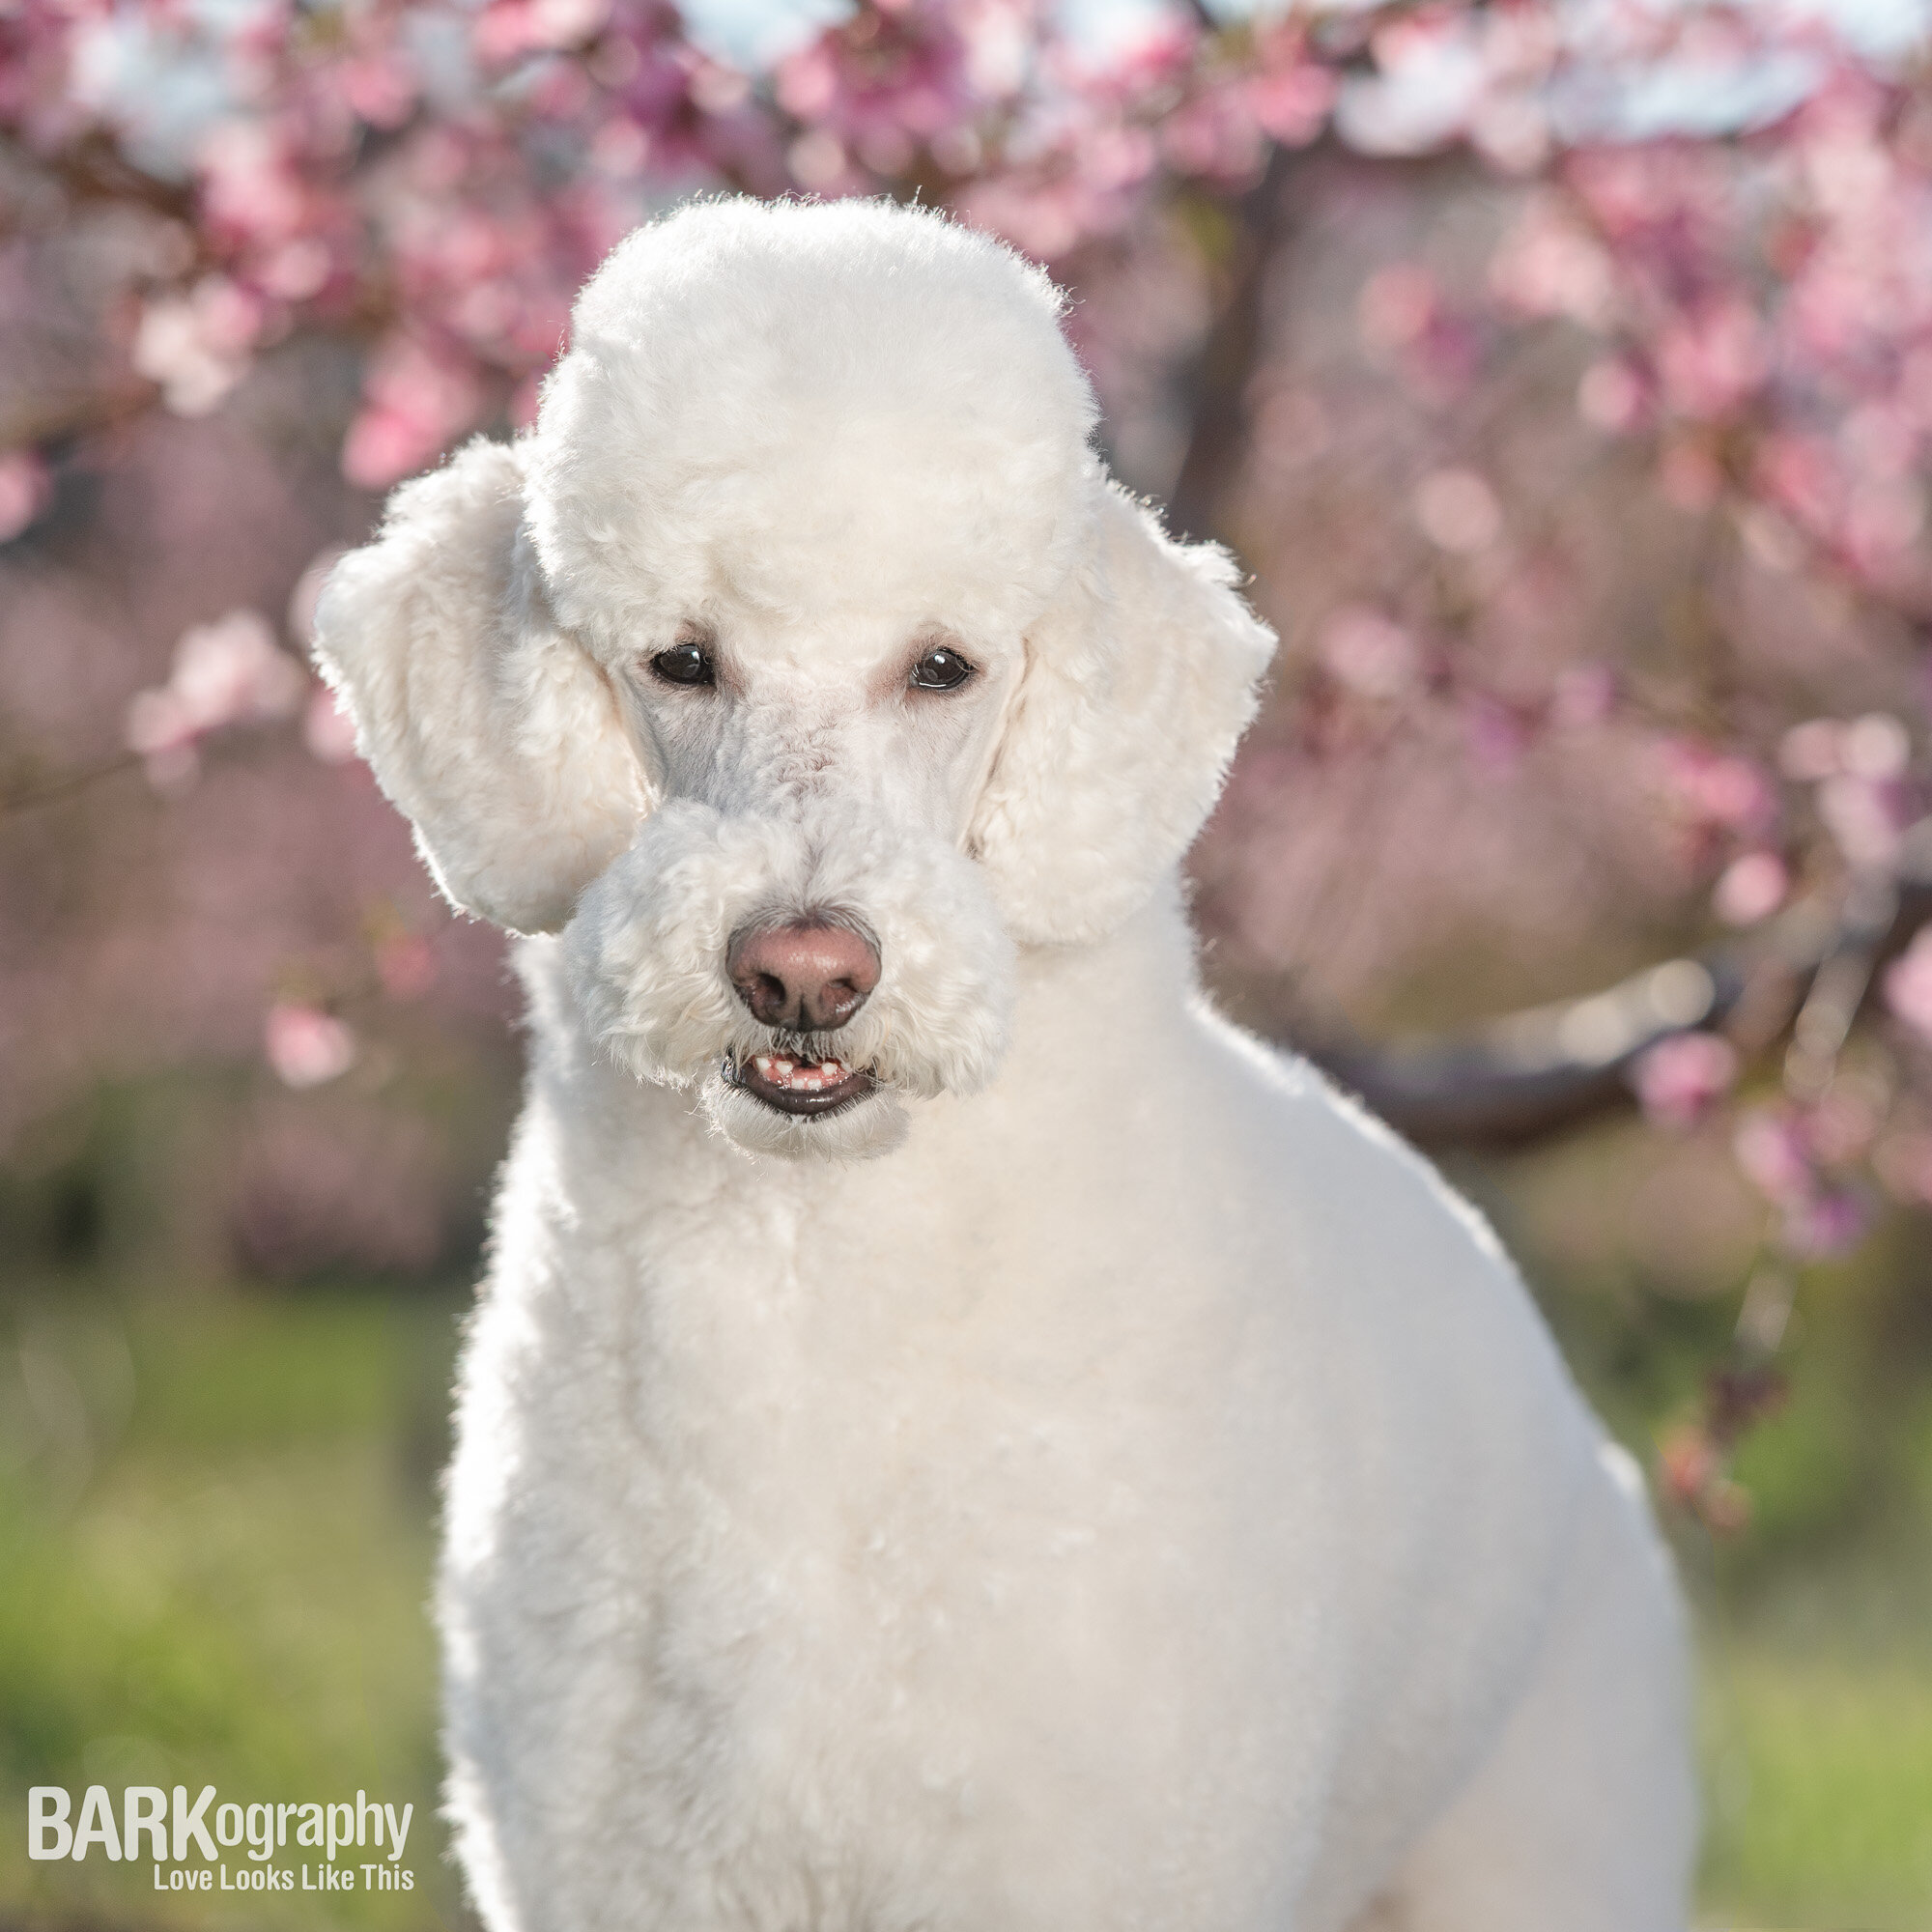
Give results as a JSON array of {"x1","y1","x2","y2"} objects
[{"x1": 721, "y1": 917, "x2": 883, "y2": 1118}]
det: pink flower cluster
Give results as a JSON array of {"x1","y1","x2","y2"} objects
[
  {"x1": 1780, "y1": 712, "x2": 1918, "y2": 873},
  {"x1": 0, "y1": 450, "x2": 52, "y2": 542},
  {"x1": 1631, "y1": 1031, "x2": 1739, "y2": 1129},
  {"x1": 0, "y1": 0, "x2": 1354, "y2": 496},
  {"x1": 6, "y1": 0, "x2": 1929, "y2": 539},
  {"x1": 125, "y1": 609, "x2": 309, "y2": 788},
  {"x1": 1886, "y1": 926, "x2": 1932, "y2": 1047},
  {"x1": 1493, "y1": 62, "x2": 1932, "y2": 596},
  {"x1": 265, "y1": 1001, "x2": 358, "y2": 1089},
  {"x1": 1733, "y1": 1101, "x2": 1873, "y2": 1259}
]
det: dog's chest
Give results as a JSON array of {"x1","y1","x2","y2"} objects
[
  {"x1": 606, "y1": 1187, "x2": 1225, "y2": 1672},
  {"x1": 496, "y1": 1178, "x2": 1326, "y2": 1911}
]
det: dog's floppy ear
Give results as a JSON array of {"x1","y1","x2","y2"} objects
[
  {"x1": 970, "y1": 481, "x2": 1276, "y2": 946},
  {"x1": 314, "y1": 437, "x2": 646, "y2": 935}
]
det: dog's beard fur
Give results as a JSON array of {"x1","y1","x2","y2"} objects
[{"x1": 564, "y1": 800, "x2": 1016, "y2": 1160}]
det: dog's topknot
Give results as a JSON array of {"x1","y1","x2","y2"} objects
[{"x1": 525, "y1": 196, "x2": 1101, "y2": 650}]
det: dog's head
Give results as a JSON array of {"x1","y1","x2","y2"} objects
[{"x1": 315, "y1": 196, "x2": 1274, "y2": 1159}]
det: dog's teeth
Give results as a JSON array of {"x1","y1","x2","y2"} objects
[{"x1": 746, "y1": 1051, "x2": 857, "y2": 1094}]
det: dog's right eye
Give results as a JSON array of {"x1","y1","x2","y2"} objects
[
  {"x1": 909, "y1": 645, "x2": 974, "y2": 692},
  {"x1": 648, "y1": 643, "x2": 715, "y2": 688}
]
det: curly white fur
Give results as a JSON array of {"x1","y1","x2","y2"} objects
[
  {"x1": 567, "y1": 799, "x2": 1013, "y2": 1158},
  {"x1": 312, "y1": 194, "x2": 1697, "y2": 1932}
]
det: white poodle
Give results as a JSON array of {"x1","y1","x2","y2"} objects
[{"x1": 314, "y1": 196, "x2": 1696, "y2": 1932}]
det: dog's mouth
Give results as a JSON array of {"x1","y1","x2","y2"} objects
[{"x1": 722, "y1": 1050, "x2": 878, "y2": 1118}]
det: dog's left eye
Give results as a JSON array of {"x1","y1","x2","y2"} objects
[
  {"x1": 649, "y1": 643, "x2": 715, "y2": 687},
  {"x1": 909, "y1": 646, "x2": 974, "y2": 692}
]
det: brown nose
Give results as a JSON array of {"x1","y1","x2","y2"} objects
[{"x1": 726, "y1": 920, "x2": 880, "y2": 1033}]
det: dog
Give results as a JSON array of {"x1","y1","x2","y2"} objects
[{"x1": 314, "y1": 194, "x2": 1696, "y2": 1932}]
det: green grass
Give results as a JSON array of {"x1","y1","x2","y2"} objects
[
  {"x1": 0, "y1": 1289, "x2": 466, "y2": 1931},
  {"x1": 1, "y1": 1280, "x2": 1928, "y2": 1930},
  {"x1": 1701, "y1": 1642, "x2": 1932, "y2": 1926}
]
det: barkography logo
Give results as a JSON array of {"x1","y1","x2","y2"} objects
[{"x1": 28, "y1": 1785, "x2": 416, "y2": 1895}]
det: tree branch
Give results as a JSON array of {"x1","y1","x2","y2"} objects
[
  {"x1": 1164, "y1": 140, "x2": 1310, "y2": 546},
  {"x1": 0, "y1": 752, "x2": 143, "y2": 814},
  {"x1": 1298, "y1": 822, "x2": 1932, "y2": 1149}
]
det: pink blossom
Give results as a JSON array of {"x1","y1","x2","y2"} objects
[
  {"x1": 303, "y1": 685, "x2": 361, "y2": 764},
  {"x1": 1817, "y1": 772, "x2": 1907, "y2": 870},
  {"x1": 1549, "y1": 663, "x2": 1617, "y2": 727},
  {"x1": 1734, "y1": 1107, "x2": 1815, "y2": 1204},
  {"x1": 776, "y1": 0, "x2": 980, "y2": 176},
  {"x1": 1245, "y1": 56, "x2": 1335, "y2": 149},
  {"x1": 955, "y1": 170, "x2": 1082, "y2": 261},
  {"x1": 126, "y1": 609, "x2": 308, "y2": 784},
  {"x1": 1335, "y1": 13, "x2": 1484, "y2": 158},
  {"x1": 1755, "y1": 435, "x2": 1847, "y2": 552},
  {"x1": 133, "y1": 277, "x2": 264, "y2": 416},
  {"x1": 1885, "y1": 926, "x2": 1932, "y2": 1045},
  {"x1": 1714, "y1": 850, "x2": 1788, "y2": 925},
  {"x1": 1319, "y1": 606, "x2": 1421, "y2": 701},
  {"x1": 1842, "y1": 713, "x2": 1910, "y2": 780},
  {"x1": 957, "y1": 140, "x2": 1156, "y2": 260},
  {"x1": 342, "y1": 334, "x2": 485, "y2": 490},
  {"x1": 1655, "y1": 738, "x2": 1777, "y2": 838},
  {"x1": 258, "y1": 237, "x2": 333, "y2": 301},
  {"x1": 1161, "y1": 81, "x2": 1266, "y2": 185},
  {"x1": 1469, "y1": 92, "x2": 1548, "y2": 176},
  {"x1": 1414, "y1": 468, "x2": 1502, "y2": 553},
  {"x1": 786, "y1": 128, "x2": 856, "y2": 191},
  {"x1": 265, "y1": 1002, "x2": 357, "y2": 1089},
  {"x1": 1490, "y1": 199, "x2": 1612, "y2": 325},
  {"x1": 197, "y1": 119, "x2": 310, "y2": 252},
  {"x1": 1631, "y1": 1031, "x2": 1738, "y2": 1128},
  {"x1": 1782, "y1": 1187, "x2": 1869, "y2": 1259},
  {"x1": 475, "y1": 0, "x2": 611, "y2": 63},
  {"x1": 0, "y1": 448, "x2": 51, "y2": 542},
  {"x1": 338, "y1": 49, "x2": 419, "y2": 129},
  {"x1": 1654, "y1": 298, "x2": 1768, "y2": 421},
  {"x1": 1577, "y1": 359, "x2": 1647, "y2": 433}
]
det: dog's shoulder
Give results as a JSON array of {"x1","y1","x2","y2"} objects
[{"x1": 1185, "y1": 991, "x2": 1599, "y2": 1482}]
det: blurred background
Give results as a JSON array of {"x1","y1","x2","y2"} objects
[{"x1": 4, "y1": 0, "x2": 1932, "y2": 1924}]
